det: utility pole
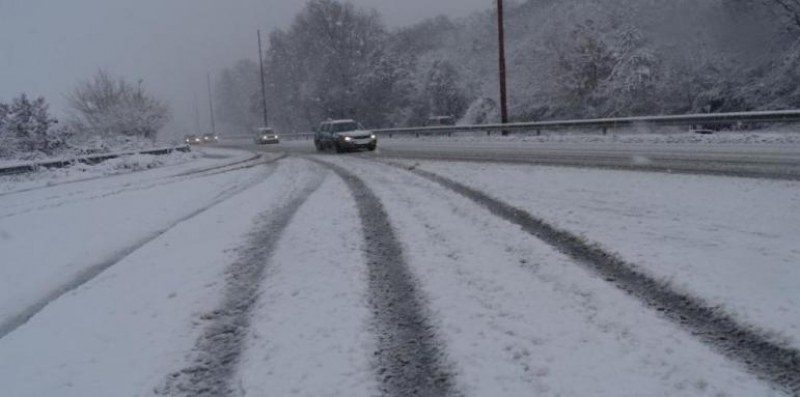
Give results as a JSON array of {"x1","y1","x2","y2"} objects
[
  {"x1": 207, "y1": 73, "x2": 217, "y2": 136},
  {"x1": 257, "y1": 30, "x2": 269, "y2": 128},
  {"x1": 496, "y1": 0, "x2": 509, "y2": 135},
  {"x1": 193, "y1": 92, "x2": 201, "y2": 134}
]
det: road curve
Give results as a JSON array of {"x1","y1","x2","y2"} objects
[{"x1": 225, "y1": 139, "x2": 800, "y2": 180}]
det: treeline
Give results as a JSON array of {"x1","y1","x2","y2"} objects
[
  {"x1": 215, "y1": 0, "x2": 800, "y2": 133},
  {"x1": 1, "y1": 71, "x2": 170, "y2": 160}
]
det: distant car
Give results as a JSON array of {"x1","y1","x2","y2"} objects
[
  {"x1": 255, "y1": 128, "x2": 280, "y2": 144},
  {"x1": 315, "y1": 119, "x2": 377, "y2": 153},
  {"x1": 184, "y1": 135, "x2": 202, "y2": 145},
  {"x1": 692, "y1": 129, "x2": 715, "y2": 135},
  {"x1": 202, "y1": 134, "x2": 218, "y2": 143},
  {"x1": 426, "y1": 116, "x2": 455, "y2": 126}
]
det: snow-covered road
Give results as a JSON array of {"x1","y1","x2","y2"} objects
[{"x1": 0, "y1": 148, "x2": 796, "y2": 396}]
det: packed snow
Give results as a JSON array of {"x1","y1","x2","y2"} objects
[
  {"x1": 409, "y1": 160, "x2": 800, "y2": 351},
  {"x1": 236, "y1": 173, "x2": 378, "y2": 396},
  {"x1": 0, "y1": 158, "x2": 317, "y2": 396},
  {"x1": 0, "y1": 148, "x2": 264, "y2": 333},
  {"x1": 326, "y1": 157, "x2": 783, "y2": 396},
  {"x1": 0, "y1": 148, "x2": 792, "y2": 396}
]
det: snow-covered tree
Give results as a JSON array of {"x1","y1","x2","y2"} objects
[
  {"x1": 553, "y1": 20, "x2": 616, "y2": 116},
  {"x1": 0, "y1": 94, "x2": 64, "y2": 159},
  {"x1": 423, "y1": 60, "x2": 468, "y2": 119},
  {"x1": 67, "y1": 71, "x2": 170, "y2": 141},
  {"x1": 247, "y1": 0, "x2": 407, "y2": 131},
  {"x1": 215, "y1": 0, "x2": 800, "y2": 130}
]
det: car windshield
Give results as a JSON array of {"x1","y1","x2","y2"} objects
[{"x1": 332, "y1": 122, "x2": 359, "y2": 132}]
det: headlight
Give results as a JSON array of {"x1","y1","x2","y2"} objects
[
  {"x1": 370, "y1": 134, "x2": 376, "y2": 139},
  {"x1": 263, "y1": 135, "x2": 269, "y2": 139},
  {"x1": 344, "y1": 136, "x2": 352, "y2": 142}
]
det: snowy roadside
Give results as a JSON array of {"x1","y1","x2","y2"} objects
[
  {"x1": 0, "y1": 147, "x2": 259, "y2": 195},
  {"x1": 331, "y1": 157, "x2": 782, "y2": 396},
  {"x1": 0, "y1": 158, "x2": 323, "y2": 397},
  {"x1": 0, "y1": 148, "x2": 269, "y2": 336},
  {"x1": 411, "y1": 160, "x2": 800, "y2": 351}
]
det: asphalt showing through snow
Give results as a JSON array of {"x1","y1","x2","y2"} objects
[
  {"x1": 160, "y1": 169, "x2": 326, "y2": 397},
  {"x1": 233, "y1": 139, "x2": 800, "y2": 180},
  {"x1": 314, "y1": 159, "x2": 459, "y2": 397}
]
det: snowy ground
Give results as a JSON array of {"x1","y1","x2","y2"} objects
[
  {"x1": 0, "y1": 149, "x2": 794, "y2": 396},
  {"x1": 0, "y1": 158, "x2": 309, "y2": 397},
  {"x1": 0, "y1": 147, "x2": 266, "y2": 334},
  {"x1": 0, "y1": 147, "x2": 254, "y2": 194},
  {"x1": 403, "y1": 160, "x2": 800, "y2": 351}
]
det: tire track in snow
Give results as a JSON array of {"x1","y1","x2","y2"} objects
[
  {"x1": 312, "y1": 159, "x2": 458, "y2": 397},
  {"x1": 386, "y1": 161, "x2": 800, "y2": 395},
  {"x1": 0, "y1": 153, "x2": 281, "y2": 221},
  {"x1": 0, "y1": 162, "x2": 278, "y2": 341},
  {"x1": 159, "y1": 166, "x2": 326, "y2": 397}
]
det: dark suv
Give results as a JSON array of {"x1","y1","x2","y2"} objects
[{"x1": 314, "y1": 120, "x2": 377, "y2": 153}]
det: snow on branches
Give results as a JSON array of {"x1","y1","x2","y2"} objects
[
  {"x1": 67, "y1": 71, "x2": 170, "y2": 142},
  {"x1": 0, "y1": 94, "x2": 65, "y2": 159}
]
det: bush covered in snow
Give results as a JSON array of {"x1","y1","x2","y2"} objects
[
  {"x1": 67, "y1": 70, "x2": 171, "y2": 143},
  {"x1": 0, "y1": 94, "x2": 69, "y2": 160},
  {"x1": 0, "y1": 84, "x2": 170, "y2": 162}
]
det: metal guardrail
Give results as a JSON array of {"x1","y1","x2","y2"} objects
[
  {"x1": 0, "y1": 145, "x2": 191, "y2": 177},
  {"x1": 222, "y1": 134, "x2": 314, "y2": 141},
  {"x1": 375, "y1": 109, "x2": 800, "y2": 136},
  {"x1": 220, "y1": 110, "x2": 800, "y2": 141}
]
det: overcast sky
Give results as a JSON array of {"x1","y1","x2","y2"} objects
[{"x1": 0, "y1": 0, "x2": 489, "y2": 136}]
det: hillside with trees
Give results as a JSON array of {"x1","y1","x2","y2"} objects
[{"x1": 214, "y1": 0, "x2": 800, "y2": 133}]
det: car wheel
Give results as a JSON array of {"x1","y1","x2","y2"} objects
[
  {"x1": 368, "y1": 144, "x2": 376, "y2": 151},
  {"x1": 334, "y1": 143, "x2": 344, "y2": 154}
]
